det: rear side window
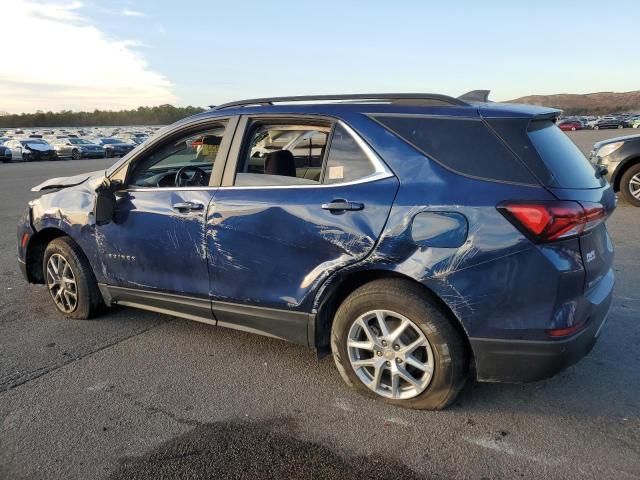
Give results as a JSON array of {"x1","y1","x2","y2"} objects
[
  {"x1": 374, "y1": 116, "x2": 536, "y2": 184},
  {"x1": 526, "y1": 120, "x2": 603, "y2": 189},
  {"x1": 324, "y1": 124, "x2": 376, "y2": 184}
]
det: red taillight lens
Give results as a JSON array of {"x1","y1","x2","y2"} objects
[
  {"x1": 497, "y1": 201, "x2": 606, "y2": 243},
  {"x1": 21, "y1": 232, "x2": 30, "y2": 249}
]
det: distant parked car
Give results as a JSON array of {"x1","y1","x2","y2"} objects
[
  {"x1": 5, "y1": 139, "x2": 58, "y2": 161},
  {"x1": 623, "y1": 116, "x2": 640, "y2": 129},
  {"x1": 593, "y1": 117, "x2": 624, "y2": 130},
  {"x1": 558, "y1": 120, "x2": 584, "y2": 131},
  {"x1": 590, "y1": 133, "x2": 640, "y2": 206},
  {"x1": 52, "y1": 138, "x2": 106, "y2": 159},
  {"x1": 0, "y1": 144, "x2": 12, "y2": 163},
  {"x1": 92, "y1": 138, "x2": 136, "y2": 158}
]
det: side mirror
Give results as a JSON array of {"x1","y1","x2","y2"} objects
[{"x1": 93, "y1": 178, "x2": 123, "y2": 226}]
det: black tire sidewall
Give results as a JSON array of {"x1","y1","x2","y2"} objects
[
  {"x1": 620, "y1": 164, "x2": 640, "y2": 207},
  {"x1": 331, "y1": 280, "x2": 467, "y2": 410}
]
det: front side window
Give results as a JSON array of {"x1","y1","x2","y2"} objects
[
  {"x1": 129, "y1": 122, "x2": 227, "y2": 188},
  {"x1": 235, "y1": 124, "x2": 329, "y2": 186}
]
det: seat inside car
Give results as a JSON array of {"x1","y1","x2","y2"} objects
[{"x1": 265, "y1": 150, "x2": 296, "y2": 177}]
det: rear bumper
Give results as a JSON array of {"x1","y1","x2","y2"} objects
[{"x1": 470, "y1": 270, "x2": 614, "y2": 383}]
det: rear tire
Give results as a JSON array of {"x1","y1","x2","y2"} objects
[
  {"x1": 43, "y1": 237, "x2": 103, "y2": 319},
  {"x1": 594, "y1": 125, "x2": 600, "y2": 130},
  {"x1": 620, "y1": 163, "x2": 640, "y2": 207},
  {"x1": 71, "y1": 149, "x2": 81, "y2": 160},
  {"x1": 618, "y1": 124, "x2": 624, "y2": 129},
  {"x1": 105, "y1": 149, "x2": 113, "y2": 158},
  {"x1": 331, "y1": 279, "x2": 468, "y2": 410}
]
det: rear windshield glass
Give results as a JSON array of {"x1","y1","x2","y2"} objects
[
  {"x1": 527, "y1": 121, "x2": 602, "y2": 189},
  {"x1": 373, "y1": 116, "x2": 536, "y2": 184}
]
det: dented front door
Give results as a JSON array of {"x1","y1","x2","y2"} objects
[{"x1": 95, "y1": 188, "x2": 215, "y2": 297}]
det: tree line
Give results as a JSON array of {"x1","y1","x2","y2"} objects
[{"x1": 0, "y1": 105, "x2": 206, "y2": 128}]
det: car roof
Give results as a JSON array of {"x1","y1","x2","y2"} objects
[{"x1": 186, "y1": 99, "x2": 560, "y2": 124}]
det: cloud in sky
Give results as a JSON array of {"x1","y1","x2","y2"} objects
[
  {"x1": 121, "y1": 8, "x2": 144, "y2": 17},
  {"x1": 1, "y1": 1, "x2": 175, "y2": 113}
]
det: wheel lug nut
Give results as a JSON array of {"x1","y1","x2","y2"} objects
[
  {"x1": 393, "y1": 344, "x2": 399, "y2": 351},
  {"x1": 376, "y1": 351, "x2": 382, "y2": 357},
  {"x1": 396, "y1": 357, "x2": 403, "y2": 364},
  {"x1": 381, "y1": 340, "x2": 387, "y2": 347},
  {"x1": 385, "y1": 361, "x2": 391, "y2": 367}
]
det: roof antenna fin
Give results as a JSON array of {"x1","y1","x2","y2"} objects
[{"x1": 458, "y1": 90, "x2": 491, "y2": 103}]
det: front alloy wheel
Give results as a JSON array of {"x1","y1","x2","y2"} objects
[
  {"x1": 347, "y1": 310, "x2": 434, "y2": 400},
  {"x1": 71, "y1": 149, "x2": 81, "y2": 160},
  {"x1": 620, "y1": 164, "x2": 640, "y2": 207},
  {"x1": 46, "y1": 253, "x2": 78, "y2": 313}
]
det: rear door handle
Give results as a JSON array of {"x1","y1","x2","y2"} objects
[
  {"x1": 172, "y1": 201, "x2": 204, "y2": 212},
  {"x1": 321, "y1": 199, "x2": 365, "y2": 212}
]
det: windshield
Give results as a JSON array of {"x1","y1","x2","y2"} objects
[{"x1": 99, "y1": 139, "x2": 120, "y2": 144}]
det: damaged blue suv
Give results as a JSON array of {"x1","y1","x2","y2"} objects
[{"x1": 17, "y1": 92, "x2": 615, "y2": 410}]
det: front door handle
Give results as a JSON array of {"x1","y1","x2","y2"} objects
[
  {"x1": 172, "y1": 201, "x2": 204, "y2": 213},
  {"x1": 321, "y1": 199, "x2": 365, "y2": 212}
]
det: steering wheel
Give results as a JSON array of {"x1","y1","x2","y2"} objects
[{"x1": 174, "y1": 165, "x2": 207, "y2": 187}]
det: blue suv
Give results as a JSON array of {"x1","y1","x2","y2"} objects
[{"x1": 17, "y1": 92, "x2": 615, "y2": 409}]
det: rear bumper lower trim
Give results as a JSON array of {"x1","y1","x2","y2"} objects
[{"x1": 470, "y1": 292, "x2": 612, "y2": 383}]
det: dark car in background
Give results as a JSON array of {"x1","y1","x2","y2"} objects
[
  {"x1": 558, "y1": 119, "x2": 584, "y2": 131},
  {"x1": 590, "y1": 133, "x2": 640, "y2": 206},
  {"x1": 593, "y1": 117, "x2": 624, "y2": 130},
  {"x1": 0, "y1": 144, "x2": 12, "y2": 163},
  {"x1": 92, "y1": 138, "x2": 136, "y2": 157},
  {"x1": 17, "y1": 92, "x2": 615, "y2": 410},
  {"x1": 52, "y1": 138, "x2": 106, "y2": 159},
  {"x1": 5, "y1": 139, "x2": 58, "y2": 161}
]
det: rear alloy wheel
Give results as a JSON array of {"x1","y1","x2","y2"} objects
[
  {"x1": 571, "y1": 127, "x2": 576, "y2": 131},
  {"x1": 105, "y1": 149, "x2": 113, "y2": 158},
  {"x1": 346, "y1": 310, "x2": 435, "y2": 400},
  {"x1": 594, "y1": 125, "x2": 600, "y2": 130},
  {"x1": 71, "y1": 149, "x2": 81, "y2": 160},
  {"x1": 23, "y1": 153, "x2": 32, "y2": 162},
  {"x1": 331, "y1": 279, "x2": 468, "y2": 410},
  {"x1": 618, "y1": 124, "x2": 624, "y2": 129},
  {"x1": 620, "y1": 164, "x2": 640, "y2": 207}
]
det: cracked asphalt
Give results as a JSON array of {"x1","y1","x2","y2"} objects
[{"x1": 1, "y1": 129, "x2": 639, "y2": 479}]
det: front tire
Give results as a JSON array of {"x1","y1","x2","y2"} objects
[
  {"x1": 71, "y1": 149, "x2": 81, "y2": 160},
  {"x1": 331, "y1": 279, "x2": 468, "y2": 410},
  {"x1": 618, "y1": 124, "x2": 624, "y2": 129},
  {"x1": 105, "y1": 149, "x2": 113, "y2": 158},
  {"x1": 620, "y1": 163, "x2": 640, "y2": 207},
  {"x1": 43, "y1": 237, "x2": 103, "y2": 319}
]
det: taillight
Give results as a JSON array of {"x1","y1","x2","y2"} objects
[{"x1": 497, "y1": 201, "x2": 606, "y2": 243}]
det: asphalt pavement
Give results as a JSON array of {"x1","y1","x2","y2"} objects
[{"x1": 1, "y1": 131, "x2": 639, "y2": 479}]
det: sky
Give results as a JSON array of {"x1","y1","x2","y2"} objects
[{"x1": 2, "y1": 0, "x2": 639, "y2": 114}]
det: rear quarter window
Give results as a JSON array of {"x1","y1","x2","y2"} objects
[
  {"x1": 373, "y1": 115, "x2": 536, "y2": 184},
  {"x1": 526, "y1": 120, "x2": 603, "y2": 189}
]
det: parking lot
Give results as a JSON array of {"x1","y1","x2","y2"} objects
[{"x1": 0, "y1": 130, "x2": 638, "y2": 479}]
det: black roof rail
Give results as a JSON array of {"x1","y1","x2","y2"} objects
[
  {"x1": 209, "y1": 93, "x2": 470, "y2": 111},
  {"x1": 457, "y1": 90, "x2": 491, "y2": 103}
]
